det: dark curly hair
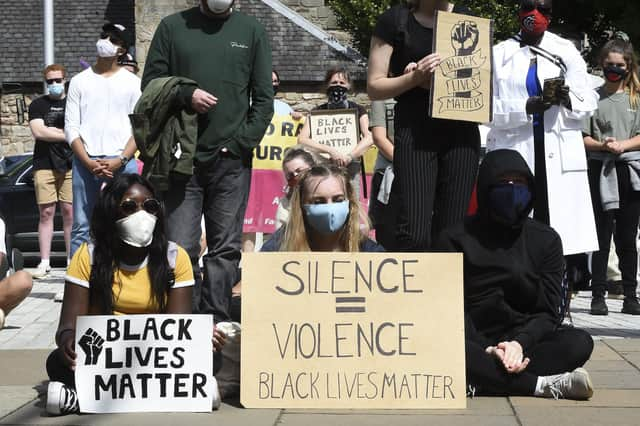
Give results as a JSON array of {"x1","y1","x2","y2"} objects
[{"x1": 89, "y1": 173, "x2": 170, "y2": 314}]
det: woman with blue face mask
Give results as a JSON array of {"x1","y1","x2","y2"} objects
[{"x1": 261, "y1": 164, "x2": 383, "y2": 252}]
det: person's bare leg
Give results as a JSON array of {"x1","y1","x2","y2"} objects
[
  {"x1": 38, "y1": 202, "x2": 56, "y2": 264},
  {"x1": 60, "y1": 201, "x2": 73, "y2": 259},
  {"x1": 0, "y1": 271, "x2": 33, "y2": 315}
]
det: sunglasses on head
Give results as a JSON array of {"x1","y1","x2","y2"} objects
[
  {"x1": 120, "y1": 198, "x2": 161, "y2": 216},
  {"x1": 46, "y1": 78, "x2": 63, "y2": 84},
  {"x1": 521, "y1": 3, "x2": 552, "y2": 15}
]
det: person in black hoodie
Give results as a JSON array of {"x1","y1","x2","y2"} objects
[{"x1": 436, "y1": 149, "x2": 594, "y2": 399}]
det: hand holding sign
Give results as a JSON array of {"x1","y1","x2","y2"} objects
[
  {"x1": 79, "y1": 328, "x2": 105, "y2": 365},
  {"x1": 451, "y1": 21, "x2": 479, "y2": 55}
]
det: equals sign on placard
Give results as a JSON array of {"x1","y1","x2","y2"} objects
[{"x1": 335, "y1": 297, "x2": 366, "y2": 313}]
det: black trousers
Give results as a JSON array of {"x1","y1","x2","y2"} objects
[
  {"x1": 466, "y1": 327, "x2": 594, "y2": 396},
  {"x1": 369, "y1": 170, "x2": 400, "y2": 250},
  {"x1": 588, "y1": 160, "x2": 640, "y2": 297},
  {"x1": 393, "y1": 110, "x2": 480, "y2": 251}
]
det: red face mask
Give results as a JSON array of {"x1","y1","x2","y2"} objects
[{"x1": 519, "y1": 9, "x2": 550, "y2": 36}]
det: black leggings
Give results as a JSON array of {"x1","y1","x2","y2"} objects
[
  {"x1": 393, "y1": 112, "x2": 480, "y2": 251},
  {"x1": 588, "y1": 160, "x2": 640, "y2": 297},
  {"x1": 466, "y1": 327, "x2": 594, "y2": 396}
]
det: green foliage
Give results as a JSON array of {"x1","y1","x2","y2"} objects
[
  {"x1": 326, "y1": 0, "x2": 640, "y2": 66},
  {"x1": 325, "y1": 0, "x2": 400, "y2": 56}
]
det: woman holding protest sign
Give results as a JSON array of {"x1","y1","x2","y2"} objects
[
  {"x1": 367, "y1": 0, "x2": 481, "y2": 251},
  {"x1": 297, "y1": 67, "x2": 373, "y2": 197},
  {"x1": 262, "y1": 164, "x2": 383, "y2": 252},
  {"x1": 45, "y1": 174, "x2": 227, "y2": 415},
  {"x1": 436, "y1": 150, "x2": 594, "y2": 399}
]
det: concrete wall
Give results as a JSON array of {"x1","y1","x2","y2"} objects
[{"x1": 1, "y1": 92, "x2": 38, "y2": 156}]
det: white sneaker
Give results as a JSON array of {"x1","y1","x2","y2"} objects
[
  {"x1": 541, "y1": 368, "x2": 594, "y2": 400},
  {"x1": 211, "y1": 376, "x2": 221, "y2": 410},
  {"x1": 29, "y1": 262, "x2": 51, "y2": 279},
  {"x1": 0, "y1": 308, "x2": 5, "y2": 330},
  {"x1": 46, "y1": 381, "x2": 79, "y2": 415}
]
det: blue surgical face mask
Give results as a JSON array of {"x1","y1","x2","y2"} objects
[
  {"x1": 303, "y1": 200, "x2": 349, "y2": 234},
  {"x1": 488, "y1": 183, "x2": 532, "y2": 226},
  {"x1": 48, "y1": 83, "x2": 64, "y2": 98}
]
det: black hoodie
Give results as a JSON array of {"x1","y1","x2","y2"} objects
[{"x1": 435, "y1": 150, "x2": 564, "y2": 352}]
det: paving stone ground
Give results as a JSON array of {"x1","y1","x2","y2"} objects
[{"x1": 1, "y1": 269, "x2": 639, "y2": 425}]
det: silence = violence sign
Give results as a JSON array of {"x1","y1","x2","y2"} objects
[
  {"x1": 74, "y1": 314, "x2": 213, "y2": 413},
  {"x1": 241, "y1": 252, "x2": 466, "y2": 409}
]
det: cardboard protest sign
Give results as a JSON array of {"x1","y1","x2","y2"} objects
[
  {"x1": 245, "y1": 114, "x2": 305, "y2": 233},
  {"x1": 430, "y1": 11, "x2": 493, "y2": 123},
  {"x1": 308, "y1": 109, "x2": 360, "y2": 155},
  {"x1": 241, "y1": 252, "x2": 466, "y2": 409},
  {"x1": 74, "y1": 314, "x2": 213, "y2": 413}
]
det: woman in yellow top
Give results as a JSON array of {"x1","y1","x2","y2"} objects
[{"x1": 45, "y1": 174, "x2": 225, "y2": 414}]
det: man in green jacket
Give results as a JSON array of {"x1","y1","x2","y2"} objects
[{"x1": 142, "y1": 0, "x2": 273, "y2": 328}]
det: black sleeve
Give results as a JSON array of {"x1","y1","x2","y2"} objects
[
  {"x1": 512, "y1": 229, "x2": 564, "y2": 352},
  {"x1": 372, "y1": 6, "x2": 399, "y2": 45},
  {"x1": 452, "y1": 4, "x2": 475, "y2": 16},
  {"x1": 28, "y1": 98, "x2": 46, "y2": 121}
]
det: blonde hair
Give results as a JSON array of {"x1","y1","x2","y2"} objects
[
  {"x1": 281, "y1": 164, "x2": 367, "y2": 252},
  {"x1": 600, "y1": 39, "x2": 640, "y2": 109}
]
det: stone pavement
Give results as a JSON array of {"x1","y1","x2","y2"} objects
[{"x1": 1, "y1": 269, "x2": 639, "y2": 425}]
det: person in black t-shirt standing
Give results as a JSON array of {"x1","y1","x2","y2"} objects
[
  {"x1": 28, "y1": 64, "x2": 74, "y2": 277},
  {"x1": 368, "y1": 0, "x2": 480, "y2": 251},
  {"x1": 298, "y1": 67, "x2": 373, "y2": 198}
]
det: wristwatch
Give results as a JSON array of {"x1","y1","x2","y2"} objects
[{"x1": 119, "y1": 155, "x2": 130, "y2": 166}]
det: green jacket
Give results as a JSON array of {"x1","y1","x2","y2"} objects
[
  {"x1": 141, "y1": 8, "x2": 274, "y2": 164},
  {"x1": 130, "y1": 76, "x2": 198, "y2": 191}
]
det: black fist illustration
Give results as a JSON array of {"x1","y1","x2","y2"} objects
[
  {"x1": 78, "y1": 328, "x2": 105, "y2": 366},
  {"x1": 451, "y1": 21, "x2": 480, "y2": 55}
]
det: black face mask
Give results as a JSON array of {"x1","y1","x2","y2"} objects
[
  {"x1": 603, "y1": 65, "x2": 628, "y2": 83},
  {"x1": 326, "y1": 85, "x2": 348, "y2": 106},
  {"x1": 273, "y1": 85, "x2": 279, "y2": 96}
]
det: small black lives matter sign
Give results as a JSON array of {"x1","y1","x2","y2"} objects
[
  {"x1": 75, "y1": 315, "x2": 213, "y2": 413},
  {"x1": 241, "y1": 253, "x2": 466, "y2": 409},
  {"x1": 308, "y1": 109, "x2": 360, "y2": 155}
]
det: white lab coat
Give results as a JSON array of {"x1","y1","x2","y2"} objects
[{"x1": 487, "y1": 31, "x2": 599, "y2": 255}]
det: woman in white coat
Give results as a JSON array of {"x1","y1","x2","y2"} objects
[{"x1": 487, "y1": 0, "x2": 598, "y2": 256}]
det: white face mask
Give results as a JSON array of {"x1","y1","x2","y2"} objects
[
  {"x1": 96, "y1": 38, "x2": 120, "y2": 58},
  {"x1": 206, "y1": 0, "x2": 234, "y2": 14},
  {"x1": 115, "y1": 210, "x2": 157, "y2": 248}
]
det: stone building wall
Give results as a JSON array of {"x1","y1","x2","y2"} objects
[{"x1": 0, "y1": 92, "x2": 39, "y2": 156}]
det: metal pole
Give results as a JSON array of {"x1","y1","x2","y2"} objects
[{"x1": 43, "y1": 0, "x2": 54, "y2": 92}]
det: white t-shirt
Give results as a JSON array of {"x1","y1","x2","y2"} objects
[{"x1": 64, "y1": 67, "x2": 141, "y2": 156}]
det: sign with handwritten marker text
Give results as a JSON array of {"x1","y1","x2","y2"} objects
[
  {"x1": 241, "y1": 252, "x2": 466, "y2": 409},
  {"x1": 430, "y1": 11, "x2": 493, "y2": 123},
  {"x1": 308, "y1": 109, "x2": 360, "y2": 155},
  {"x1": 74, "y1": 315, "x2": 213, "y2": 413}
]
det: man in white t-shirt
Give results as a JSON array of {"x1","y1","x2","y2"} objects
[{"x1": 65, "y1": 24, "x2": 141, "y2": 256}]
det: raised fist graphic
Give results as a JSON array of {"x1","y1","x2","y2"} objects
[
  {"x1": 78, "y1": 328, "x2": 105, "y2": 366},
  {"x1": 451, "y1": 21, "x2": 480, "y2": 55}
]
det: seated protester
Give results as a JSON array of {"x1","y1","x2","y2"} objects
[
  {"x1": 45, "y1": 174, "x2": 226, "y2": 415},
  {"x1": 0, "y1": 218, "x2": 32, "y2": 330},
  {"x1": 435, "y1": 150, "x2": 594, "y2": 399},
  {"x1": 275, "y1": 145, "x2": 323, "y2": 230},
  {"x1": 262, "y1": 164, "x2": 383, "y2": 252}
]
